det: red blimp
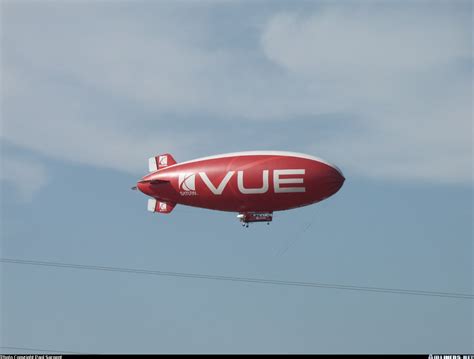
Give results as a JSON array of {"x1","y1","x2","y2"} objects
[{"x1": 134, "y1": 151, "x2": 345, "y2": 226}]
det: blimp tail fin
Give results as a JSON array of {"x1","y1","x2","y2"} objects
[
  {"x1": 148, "y1": 153, "x2": 177, "y2": 172},
  {"x1": 147, "y1": 198, "x2": 176, "y2": 214}
]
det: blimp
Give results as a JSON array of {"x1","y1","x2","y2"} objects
[{"x1": 133, "y1": 151, "x2": 345, "y2": 226}]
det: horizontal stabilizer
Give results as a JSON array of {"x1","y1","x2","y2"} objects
[
  {"x1": 147, "y1": 199, "x2": 176, "y2": 214},
  {"x1": 148, "y1": 153, "x2": 177, "y2": 172}
]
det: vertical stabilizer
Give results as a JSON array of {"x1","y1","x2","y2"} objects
[{"x1": 148, "y1": 153, "x2": 177, "y2": 172}]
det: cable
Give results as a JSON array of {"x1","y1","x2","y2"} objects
[
  {"x1": 0, "y1": 345, "x2": 81, "y2": 354},
  {"x1": 277, "y1": 221, "x2": 314, "y2": 256},
  {"x1": 1, "y1": 257, "x2": 472, "y2": 300},
  {"x1": 276, "y1": 206, "x2": 320, "y2": 256}
]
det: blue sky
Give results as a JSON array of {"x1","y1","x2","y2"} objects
[{"x1": 1, "y1": 0, "x2": 472, "y2": 354}]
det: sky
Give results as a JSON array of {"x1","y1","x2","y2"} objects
[{"x1": 1, "y1": 0, "x2": 472, "y2": 354}]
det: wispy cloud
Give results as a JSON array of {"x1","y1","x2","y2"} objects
[
  {"x1": 1, "y1": 1, "x2": 471, "y2": 187},
  {"x1": 261, "y1": 3, "x2": 472, "y2": 183},
  {"x1": 1, "y1": 155, "x2": 49, "y2": 201}
]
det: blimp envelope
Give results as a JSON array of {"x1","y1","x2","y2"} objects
[{"x1": 135, "y1": 151, "x2": 344, "y2": 225}]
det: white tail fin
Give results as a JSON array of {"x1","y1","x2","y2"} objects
[
  {"x1": 147, "y1": 198, "x2": 157, "y2": 212},
  {"x1": 148, "y1": 153, "x2": 177, "y2": 172},
  {"x1": 147, "y1": 199, "x2": 176, "y2": 214}
]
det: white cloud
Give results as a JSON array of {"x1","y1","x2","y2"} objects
[
  {"x1": 1, "y1": 2, "x2": 472, "y2": 185},
  {"x1": 261, "y1": 3, "x2": 472, "y2": 184},
  {"x1": 0, "y1": 155, "x2": 49, "y2": 201},
  {"x1": 2, "y1": 60, "x2": 196, "y2": 174},
  {"x1": 1, "y1": 2, "x2": 312, "y2": 120},
  {"x1": 262, "y1": 6, "x2": 470, "y2": 77}
]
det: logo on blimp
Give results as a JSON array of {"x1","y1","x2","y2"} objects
[
  {"x1": 179, "y1": 173, "x2": 197, "y2": 196},
  {"x1": 158, "y1": 155, "x2": 168, "y2": 167}
]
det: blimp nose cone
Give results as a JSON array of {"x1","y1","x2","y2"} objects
[
  {"x1": 323, "y1": 166, "x2": 345, "y2": 197},
  {"x1": 336, "y1": 173, "x2": 345, "y2": 190}
]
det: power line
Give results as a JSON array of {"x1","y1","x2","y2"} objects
[
  {"x1": 1, "y1": 257, "x2": 472, "y2": 300},
  {"x1": 0, "y1": 345, "x2": 81, "y2": 354}
]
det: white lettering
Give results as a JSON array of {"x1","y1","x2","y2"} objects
[
  {"x1": 199, "y1": 171, "x2": 235, "y2": 195},
  {"x1": 274, "y1": 169, "x2": 305, "y2": 193},
  {"x1": 237, "y1": 170, "x2": 269, "y2": 194}
]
